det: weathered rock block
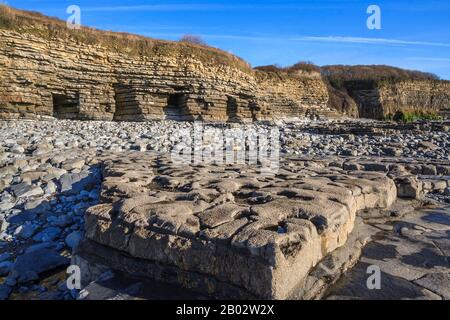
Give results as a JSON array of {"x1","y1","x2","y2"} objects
[{"x1": 80, "y1": 154, "x2": 397, "y2": 299}]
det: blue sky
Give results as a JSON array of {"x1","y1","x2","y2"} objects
[{"x1": 4, "y1": 0, "x2": 450, "y2": 79}]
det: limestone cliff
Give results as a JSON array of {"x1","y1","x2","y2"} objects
[
  {"x1": 3, "y1": 7, "x2": 447, "y2": 122},
  {"x1": 353, "y1": 80, "x2": 450, "y2": 119},
  {"x1": 323, "y1": 65, "x2": 450, "y2": 120},
  {"x1": 0, "y1": 7, "x2": 331, "y2": 122},
  {"x1": 255, "y1": 70, "x2": 332, "y2": 120}
]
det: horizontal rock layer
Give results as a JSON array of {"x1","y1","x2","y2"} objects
[
  {"x1": 348, "y1": 80, "x2": 450, "y2": 119},
  {"x1": 0, "y1": 30, "x2": 332, "y2": 122}
]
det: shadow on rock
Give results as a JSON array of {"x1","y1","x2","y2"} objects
[{"x1": 327, "y1": 262, "x2": 440, "y2": 300}]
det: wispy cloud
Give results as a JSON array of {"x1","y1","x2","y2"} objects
[
  {"x1": 76, "y1": 1, "x2": 450, "y2": 13},
  {"x1": 405, "y1": 57, "x2": 450, "y2": 62},
  {"x1": 83, "y1": 4, "x2": 225, "y2": 12},
  {"x1": 144, "y1": 32, "x2": 450, "y2": 48},
  {"x1": 81, "y1": 3, "x2": 354, "y2": 13},
  {"x1": 293, "y1": 36, "x2": 450, "y2": 47}
]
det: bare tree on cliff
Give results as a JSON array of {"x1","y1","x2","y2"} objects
[{"x1": 179, "y1": 34, "x2": 207, "y2": 46}]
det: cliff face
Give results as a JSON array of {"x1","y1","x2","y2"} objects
[
  {"x1": 256, "y1": 71, "x2": 332, "y2": 120},
  {"x1": 376, "y1": 80, "x2": 450, "y2": 119},
  {"x1": 322, "y1": 65, "x2": 450, "y2": 120},
  {"x1": 0, "y1": 29, "x2": 330, "y2": 122},
  {"x1": 3, "y1": 8, "x2": 447, "y2": 123},
  {"x1": 347, "y1": 80, "x2": 450, "y2": 120}
]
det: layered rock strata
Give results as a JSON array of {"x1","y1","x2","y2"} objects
[
  {"x1": 0, "y1": 29, "x2": 330, "y2": 122},
  {"x1": 80, "y1": 153, "x2": 397, "y2": 299},
  {"x1": 345, "y1": 80, "x2": 450, "y2": 119},
  {"x1": 2, "y1": 6, "x2": 449, "y2": 122}
]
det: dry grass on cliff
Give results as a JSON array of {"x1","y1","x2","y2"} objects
[
  {"x1": 0, "y1": 5, "x2": 252, "y2": 74},
  {"x1": 322, "y1": 65, "x2": 440, "y2": 88},
  {"x1": 321, "y1": 65, "x2": 446, "y2": 117},
  {"x1": 254, "y1": 62, "x2": 322, "y2": 80}
]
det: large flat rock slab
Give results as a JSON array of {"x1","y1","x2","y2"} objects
[
  {"x1": 74, "y1": 217, "x2": 378, "y2": 300},
  {"x1": 82, "y1": 153, "x2": 397, "y2": 299}
]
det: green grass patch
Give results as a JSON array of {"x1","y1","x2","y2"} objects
[{"x1": 385, "y1": 111, "x2": 443, "y2": 122}]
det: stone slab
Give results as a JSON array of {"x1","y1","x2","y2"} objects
[{"x1": 82, "y1": 154, "x2": 397, "y2": 299}]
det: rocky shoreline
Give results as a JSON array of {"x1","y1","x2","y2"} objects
[{"x1": 0, "y1": 119, "x2": 449, "y2": 300}]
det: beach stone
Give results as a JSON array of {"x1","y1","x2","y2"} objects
[
  {"x1": 65, "y1": 231, "x2": 83, "y2": 249},
  {"x1": 21, "y1": 171, "x2": 46, "y2": 183},
  {"x1": 15, "y1": 222, "x2": 39, "y2": 239},
  {"x1": 32, "y1": 227, "x2": 62, "y2": 242},
  {"x1": 59, "y1": 172, "x2": 97, "y2": 194},
  {"x1": 44, "y1": 181, "x2": 58, "y2": 195},
  {"x1": 1, "y1": 218, "x2": 9, "y2": 233},
  {"x1": 395, "y1": 176, "x2": 423, "y2": 199},
  {"x1": 44, "y1": 168, "x2": 67, "y2": 180},
  {"x1": 12, "y1": 248, "x2": 69, "y2": 281},
  {"x1": 0, "y1": 284, "x2": 12, "y2": 300},
  {"x1": 24, "y1": 198, "x2": 45, "y2": 210},
  {"x1": 62, "y1": 159, "x2": 86, "y2": 171},
  {"x1": 0, "y1": 199, "x2": 15, "y2": 212},
  {"x1": 418, "y1": 141, "x2": 438, "y2": 150},
  {"x1": 50, "y1": 214, "x2": 73, "y2": 228},
  {"x1": 10, "y1": 145, "x2": 25, "y2": 154},
  {"x1": 10, "y1": 183, "x2": 44, "y2": 198}
]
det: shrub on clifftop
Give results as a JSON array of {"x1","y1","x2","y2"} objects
[{"x1": 179, "y1": 35, "x2": 207, "y2": 46}]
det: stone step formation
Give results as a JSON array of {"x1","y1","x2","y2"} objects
[
  {"x1": 0, "y1": 29, "x2": 329, "y2": 122},
  {"x1": 72, "y1": 150, "x2": 450, "y2": 300},
  {"x1": 76, "y1": 154, "x2": 399, "y2": 299}
]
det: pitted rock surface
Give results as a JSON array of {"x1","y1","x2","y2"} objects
[{"x1": 83, "y1": 153, "x2": 397, "y2": 299}]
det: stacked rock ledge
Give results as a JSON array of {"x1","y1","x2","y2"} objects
[
  {"x1": 0, "y1": 29, "x2": 332, "y2": 122},
  {"x1": 76, "y1": 154, "x2": 397, "y2": 299}
]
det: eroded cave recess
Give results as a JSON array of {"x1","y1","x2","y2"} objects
[
  {"x1": 52, "y1": 92, "x2": 80, "y2": 119},
  {"x1": 165, "y1": 92, "x2": 192, "y2": 120},
  {"x1": 226, "y1": 96, "x2": 239, "y2": 122},
  {"x1": 166, "y1": 93, "x2": 186, "y2": 112}
]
